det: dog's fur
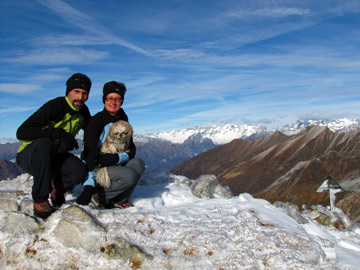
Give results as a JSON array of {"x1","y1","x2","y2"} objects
[{"x1": 95, "y1": 120, "x2": 133, "y2": 188}]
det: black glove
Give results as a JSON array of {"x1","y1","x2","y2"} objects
[
  {"x1": 97, "y1": 153, "x2": 119, "y2": 167},
  {"x1": 76, "y1": 185, "x2": 94, "y2": 205},
  {"x1": 60, "y1": 130, "x2": 79, "y2": 151}
]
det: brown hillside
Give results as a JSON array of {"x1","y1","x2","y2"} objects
[
  {"x1": 171, "y1": 126, "x2": 360, "y2": 215},
  {"x1": 171, "y1": 130, "x2": 290, "y2": 180}
]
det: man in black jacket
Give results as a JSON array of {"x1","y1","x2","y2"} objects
[
  {"x1": 16, "y1": 73, "x2": 92, "y2": 219},
  {"x1": 76, "y1": 81, "x2": 145, "y2": 208}
]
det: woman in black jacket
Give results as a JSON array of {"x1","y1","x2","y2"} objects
[{"x1": 76, "y1": 81, "x2": 145, "y2": 208}]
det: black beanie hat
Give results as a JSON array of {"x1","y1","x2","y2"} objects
[
  {"x1": 66, "y1": 73, "x2": 92, "y2": 95},
  {"x1": 102, "y1": 81, "x2": 127, "y2": 103}
]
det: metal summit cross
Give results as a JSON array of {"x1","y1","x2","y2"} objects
[{"x1": 316, "y1": 176, "x2": 345, "y2": 211}]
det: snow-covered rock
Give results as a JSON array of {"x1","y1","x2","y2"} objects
[
  {"x1": 274, "y1": 201, "x2": 308, "y2": 225},
  {"x1": 190, "y1": 174, "x2": 233, "y2": 199},
  {"x1": 0, "y1": 171, "x2": 359, "y2": 269}
]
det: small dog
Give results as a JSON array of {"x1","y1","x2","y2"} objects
[{"x1": 95, "y1": 120, "x2": 133, "y2": 188}]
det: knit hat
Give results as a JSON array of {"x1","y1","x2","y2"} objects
[
  {"x1": 102, "y1": 81, "x2": 127, "y2": 103},
  {"x1": 65, "y1": 73, "x2": 92, "y2": 95}
]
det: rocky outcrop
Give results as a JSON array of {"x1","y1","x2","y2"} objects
[
  {"x1": 303, "y1": 205, "x2": 354, "y2": 230},
  {"x1": 190, "y1": 174, "x2": 233, "y2": 199},
  {"x1": 3, "y1": 211, "x2": 42, "y2": 234},
  {"x1": 336, "y1": 192, "x2": 360, "y2": 222},
  {"x1": 273, "y1": 201, "x2": 308, "y2": 225},
  {"x1": 53, "y1": 205, "x2": 106, "y2": 253},
  {"x1": 0, "y1": 182, "x2": 153, "y2": 269}
]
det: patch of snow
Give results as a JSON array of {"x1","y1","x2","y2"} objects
[{"x1": 0, "y1": 171, "x2": 359, "y2": 269}]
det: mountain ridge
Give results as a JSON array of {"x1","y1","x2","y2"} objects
[
  {"x1": 171, "y1": 125, "x2": 360, "y2": 222},
  {"x1": 2, "y1": 118, "x2": 360, "y2": 146},
  {"x1": 2, "y1": 118, "x2": 360, "y2": 180},
  {"x1": 136, "y1": 118, "x2": 360, "y2": 145}
]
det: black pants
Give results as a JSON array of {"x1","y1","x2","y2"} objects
[{"x1": 16, "y1": 137, "x2": 87, "y2": 203}]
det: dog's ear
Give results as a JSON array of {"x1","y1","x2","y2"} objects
[
  {"x1": 120, "y1": 121, "x2": 133, "y2": 138},
  {"x1": 108, "y1": 124, "x2": 117, "y2": 140},
  {"x1": 126, "y1": 122, "x2": 133, "y2": 137}
]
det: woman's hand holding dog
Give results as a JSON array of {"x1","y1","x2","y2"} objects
[
  {"x1": 97, "y1": 153, "x2": 118, "y2": 167},
  {"x1": 97, "y1": 152, "x2": 129, "y2": 167}
]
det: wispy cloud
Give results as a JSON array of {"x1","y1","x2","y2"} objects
[
  {"x1": 153, "y1": 45, "x2": 360, "y2": 70},
  {"x1": 0, "y1": 105, "x2": 38, "y2": 114},
  {"x1": 5, "y1": 48, "x2": 109, "y2": 65},
  {"x1": 0, "y1": 84, "x2": 40, "y2": 94},
  {"x1": 35, "y1": 0, "x2": 149, "y2": 55},
  {"x1": 27, "y1": 69, "x2": 70, "y2": 81},
  {"x1": 223, "y1": 7, "x2": 311, "y2": 19},
  {"x1": 126, "y1": 76, "x2": 168, "y2": 89},
  {"x1": 30, "y1": 35, "x2": 109, "y2": 47},
  {"x1": 35, "y1": 0, "x2": 107, "y2": 33}
]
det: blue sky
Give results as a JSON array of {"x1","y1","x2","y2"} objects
[{"x1": 1, "y1": 0, "x2": 360, "y2": 139}]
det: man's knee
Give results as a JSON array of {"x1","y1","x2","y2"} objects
[
  {"x1": 16, "y1": 137, "x2": 53, "y2": 173},
  {"x1": 31, "y1": 137, "x2": 53, "y2": 154},
  {"x1": 63, "y1": 156, "x2": 87, "y2": 185},
  {"x1": 72, "y1": 160, "x2": 87, "y2": 181}
]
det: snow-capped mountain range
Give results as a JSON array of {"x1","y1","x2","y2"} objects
[
  {"x1": 136, "y1": 118, "x2": 360, "y2": 145},
  {"x1": 2, "y1": 118, "x2": 360, "y2": 146},
  {"x1": 141, "y1": 124, "x2": 270, "y2": 145},
  {"x1": 278, "y1": 118, "x2": 360, "y2": 135}
]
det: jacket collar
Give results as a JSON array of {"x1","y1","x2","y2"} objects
[{"x1": 102, "y1": 107, "x2": 126, "y2": 122}]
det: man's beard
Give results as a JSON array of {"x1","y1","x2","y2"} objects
[{"x1": 73, "y1": 99, "x2": 84, "y2": 109}]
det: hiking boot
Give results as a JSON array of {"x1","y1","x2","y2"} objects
[
  {"x1": 33, "y1": 200, "x2": 55, "y2": 219},
  {"x1": 91, "y1": 196, "x2": 103, "y2": 207},
  {"x1": 111, "y1": 202, "x2": 134, "y2": 209},
  {"x1": 50, "y1": 187, "x2": 65, "y2": 208}
]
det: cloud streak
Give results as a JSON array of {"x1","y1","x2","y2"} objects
[
  {"x1": 5, "y1": 48, "x2": 110, "y2": 66},
  {"x1": 0, "y1": 84, "x2": 40, "y2": 94},
  {"x1": 35, "y1": 0, "x2": 149, "y2": 56},
  {"x1": 223, "y1": 7, "x2": 311, "y2": 19}
]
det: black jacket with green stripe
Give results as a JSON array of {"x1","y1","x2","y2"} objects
[{"x1": 16, "y1": 96, "x2": 91, "y2": 154}]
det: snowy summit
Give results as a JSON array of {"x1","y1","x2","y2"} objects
[
  {"x1": 278, "y1": 118, "x2": 360, "y2": 135},
  {"x1": 146, "y1": 124, "x2": 270, "y2": 145},
  {"x1": 0, "y1": 169, "x2": 359, "y2": 270}
]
